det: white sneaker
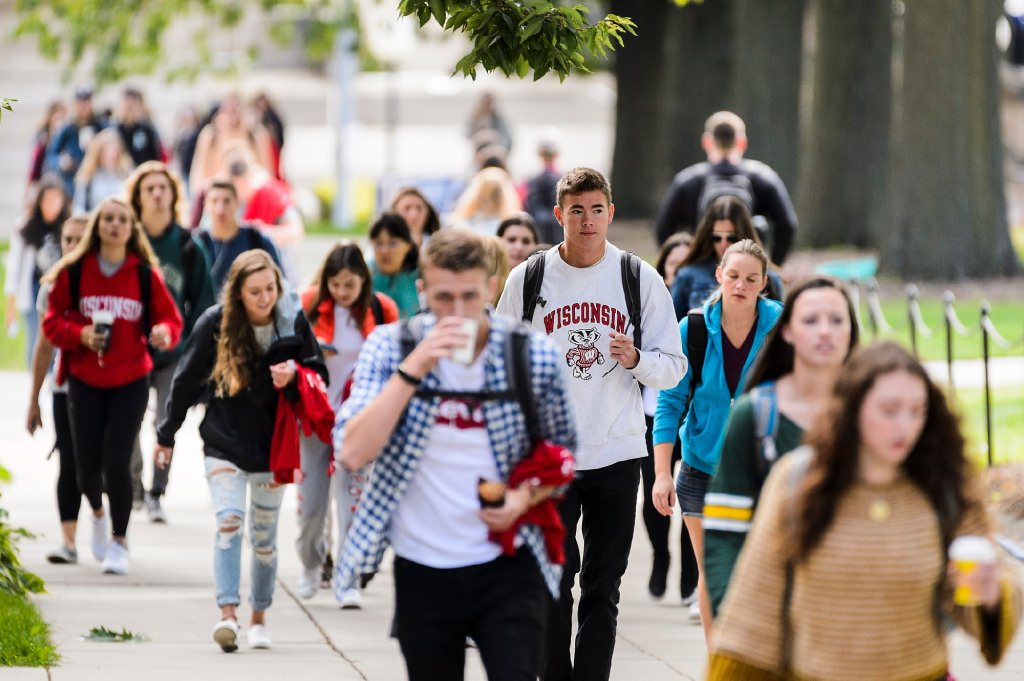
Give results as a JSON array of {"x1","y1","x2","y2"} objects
[
  {"x1": 687, "y1": 600, "x2": 702, "y2": 624},
  {"x1": 212, "y1": 619, "x2": 240, "y2": 653},
  {"x1": 681, "y1": 589, "x2": 697, "y2": 607},
  {"x1": 297, "y1": 566, "x2": 319, "y2": 600},
  {"x1": 338, "y1": 587, "x2": 363, "y2": 610},
  {"x1": 247, "y1": 623, "x2": 272, "y2": 649},
  {"x1": 90, "y1": 512, "x2": 109, "y2": 562},
  {"x1": 101, "y1": 541, "x2": 129, "y2": 575}
]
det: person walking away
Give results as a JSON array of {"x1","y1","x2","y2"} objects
[
  {"x1": 155, "y1": 250, "x2": 327, "y2": 652},
  {"x1": 5, "y1": 175, "x2": 71, "y2": 366},
  {"x1": 295, "y1": 242, "x2": 398, "y2": 606},
  {"x1": 652, "y1": 239, "x2": 782, "y2": 639},
  {"x1": 124, "y1": 162, "x2": 216, "y2": 521},
  {"x1": 336, "y1": 229, "x2": 577, "y2": 681},
  {"x1": 194, "y1": 181, "x2": 283, "y2": 293},
  {"x1": 654, "y1": 111, "x2": 797, "y2": 265},
  {"x1": 25, "y1": 214, "x2": 88, "y2": 564},
  {"x1": 497, "y1": 167, "x2": 686, "y2": 681},
  {"x1": 708, "y1": 342, "x2": 1021, "y2": 679},
  {"x1": 704, "y1": 277, "x2": 857, "y2": 615},
  {"x1": 25, "y1": 101, "x2": 67, "y2": 209},
  {"x1": 45, "y1": 87, "x2": 106, "y2": 197},
  {"x1": 41, "y1": 197, "x2": 183, "y2": 575},
  {"x1": 521, "y1": 133, "x2": 563, "y2": 245}
]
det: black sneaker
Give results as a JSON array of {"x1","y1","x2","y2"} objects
[{"x1": 648, "y1": 554, "x2": 669, "y2": 600}]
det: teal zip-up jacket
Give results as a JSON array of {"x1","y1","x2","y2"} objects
[{"x1": 653, "y1": 296, "x2": 783, "y2": 475}]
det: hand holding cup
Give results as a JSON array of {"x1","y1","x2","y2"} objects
[{"x1": 949, "y1": 535, "x2": 1000, "y2": 609}]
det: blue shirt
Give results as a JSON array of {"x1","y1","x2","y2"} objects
[{"x1": 195, "y1": 226, "x2": 282, "y2": 294}]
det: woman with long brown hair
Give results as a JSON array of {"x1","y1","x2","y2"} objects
[
  {"x1": 155, "y1": 250, "x2": 325, "y2": 653},
  {"x1": 708, "y1": 342, "x2": 1021, "y2": 680},
  {"x1": 42, "y1": 197, "x2": 182, "y2": 575}
]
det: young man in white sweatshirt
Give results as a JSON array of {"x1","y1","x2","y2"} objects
[{"x1": 497, "y1": 167, "x2": 686, "y2": 681}]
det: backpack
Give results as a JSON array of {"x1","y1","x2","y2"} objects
[
  {"x1": 685, "y1": 309, "x2": 709, "y2": 410},
  {"x1": 369, "y1": 294, "x2": 385, "y2": 326},
  {"x1": 398, "y1": 317, "x2": 540, "y2": 442},
  {"x1": 195, "y1": 227, "x2": 264, "y2": 277},
  {"x1": 697, "y1": 166, "x2": 754, "y2": 217},
  {"x1": 521, "y1": 250, "x2": 644, "y2": 350},
  {"x1": 68, "y1": 258, "x2": 152, "y2": 337}
]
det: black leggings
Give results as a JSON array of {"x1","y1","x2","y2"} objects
[
  {"x1": 52, "y1": 392, "x2": 82, "y2": 522},
  {"x1": 67, "y1": 376, "x2": 149, "y2": 538}
]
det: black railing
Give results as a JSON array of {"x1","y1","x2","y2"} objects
[{"x1": 855, "y1": 278, "x2": 1024, "y2": 466}]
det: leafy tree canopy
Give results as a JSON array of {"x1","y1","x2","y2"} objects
[{"x1": 12, "y1": 0, "x2": 641, "y2": 85}]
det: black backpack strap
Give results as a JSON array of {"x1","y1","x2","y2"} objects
[
  {"x1": 686, "y1": 309, "x2": 708, "y2": 408},
  {"x1": 248, "y1": 226, "x2": 264, "y2": 251},
  {"x1": 521, "y1": 251, "x2": 546, "y2": 323},
  {"x1": 370, "y1": 294, "x2": 385, "y2": 326},
  {"x1": 505, "y1": 325, "x2": 539, "y2": 443},
  {"x1": 137, "y1": 262, "x2": 152, "y2": 337},
  {"x1": 180, "y1": 228, "x2": 198, "y2": 279},
  {"x1": 68, "y1": 260, "x2": 83, "y2": 312},
  {"x1": 398, "y1": 318, "x2": 417, "y2": 362},
  {"x1": 620, "y1": 251, "x2": 642, "y2": 350}
]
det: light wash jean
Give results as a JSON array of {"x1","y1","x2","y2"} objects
[
  {"x1": 205, "y1": 455, "x2": 286, "y2": 611},
  {"x1": 295, "y1": 434, "x2": 372, "y2": 589}
]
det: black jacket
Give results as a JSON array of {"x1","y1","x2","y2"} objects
[
  {"x1": 156, "y1": 299, "x2": 327, "y2": 472},
  {"x1": 653, "y1": 159, "x2": 798, "y2": 264}
]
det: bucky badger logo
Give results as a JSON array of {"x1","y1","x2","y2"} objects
[{"x1": 565, "y1": 327, "x2": 605, "y2": 380}]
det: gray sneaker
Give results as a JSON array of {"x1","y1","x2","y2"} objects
[
  {"x1": 145, "y1": 493, "x2": 167, "y2": 524},
  {"x1": 46, "y1": 545, "x2": 78, "y2": 564}
]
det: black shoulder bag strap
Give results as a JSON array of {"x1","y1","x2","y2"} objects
[
  {"x1": 369, "y1": 294, "x2": 385, "y2": 326},
  {"x1": 686, "y1": 309, "x2": 708, "y2": 408},
  {"x1": 521, "y1": 251, "x2": 546, "y2": 323},
  {"x1": 620, "y1": 251, "x2": 643, "y2": 350}
]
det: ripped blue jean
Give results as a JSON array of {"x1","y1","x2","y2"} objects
[{"x1": 205, "y1": 456, "x2": 286, "y2": 611}]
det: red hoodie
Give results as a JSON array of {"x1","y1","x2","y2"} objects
[{"x1": 43, "y1": 252, "x2": 184, "y2": 388}]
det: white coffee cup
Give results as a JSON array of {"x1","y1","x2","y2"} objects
[
  {"x1": 449, "y1": 317, "x2": 480, "y2": 365},
  {"x1": 92, "y1": 310, "x2": 115, "y2": 352},
  {"x1": 949, "y1": 535, "x2": 998, "y2": 606}
]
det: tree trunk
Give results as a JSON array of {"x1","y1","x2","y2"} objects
[
  {"x1": 732, "y1": 0, "x2": 806, "y2": 194},
  {"x1": 610, "y1": 0, "x2": 674, "y2": 218},
  {"x1": 887, "y1": 0, "x2": 1018, "y2": 279},
  {"x1": 798, "y1": 0, "x2": 892, "y2": 249},
  {"x1": 664, "y1": 0, "x2": 738, "y2": 174}
]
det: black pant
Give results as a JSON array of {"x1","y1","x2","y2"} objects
[
  {"x1": 641, "y1": 416, "x2": 698, "y2": 597},
  {"x1": 52, "y1": 392, "x2": 82, "y2": 522},
  {"x1": 544, "y1": 458, "x2": 641, "y2": 681},
  {"x1": 67, "y1": 376, "x2": 149, "y2": 538},
  {"x1": 393, "y1": 551, "x2": 547, "y2": 681}
]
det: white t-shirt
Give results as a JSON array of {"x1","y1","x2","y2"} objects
[
  {"x1": 389, "y1": 354, "x2": 502, "y2": 569},
  {"x1": 324, "y1": 305, "x2": 364, "y2": 410}
]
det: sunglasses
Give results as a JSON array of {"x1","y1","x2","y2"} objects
[{"x1": 711, "y1": 233, "x2": 740, "y2": 245}]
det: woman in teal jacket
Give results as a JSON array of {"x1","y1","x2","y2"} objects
[{"x1": 652, "y1": 238, "x2": 783, "y2": 640}]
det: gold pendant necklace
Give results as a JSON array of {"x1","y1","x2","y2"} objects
[{"x1": 868, "y1": 497, "x2": 891, "y2": 522}]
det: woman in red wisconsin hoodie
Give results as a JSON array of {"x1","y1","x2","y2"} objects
[
  {"x1": 42, "y1": 196, "x2": 182, "y2": 576},
  {"x1": 295, "y1": 242, "x2": 397, "y2": 607}
]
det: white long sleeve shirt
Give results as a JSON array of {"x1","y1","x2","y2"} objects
[{"x1": 497, "y1": 242, "x2": 686, "y2": 470}]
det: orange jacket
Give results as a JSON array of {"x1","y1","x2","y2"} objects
[{"x1": 300, "y1": 287, "x2": 399, "y2": 342}]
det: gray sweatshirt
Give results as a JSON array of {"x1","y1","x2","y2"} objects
[{"x1": 497, "y1": 242, "x2": 686, "y2": 470}]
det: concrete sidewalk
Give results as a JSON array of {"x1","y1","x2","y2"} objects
[{"x1": 2, "y1": 367, "x2": 1023, "y2": 680}]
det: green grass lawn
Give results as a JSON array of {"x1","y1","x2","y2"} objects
[
  {"x1": 0, "y1": 591, "x2": 59, "y2": 667},
  {"x1": 866, "y1": 298, "x2": 1024, "y2": 362},
  {"x1": 954, "y1": 384, "x2": 1024, "y2": 467}
]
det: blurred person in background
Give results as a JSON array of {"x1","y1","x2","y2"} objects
[
  {"x1": 390, "y1": 187, "x2": 441, "y2": 249},
  {"x1": 708, "y1": 342, "x2": 1021, "y2": 679},
  {"x1": 172, "y1": 106, "x2": 202, "y2": 194},
  {"x1": 369, "y1": 212, "x2": 420, "y2": 319},
  {"x1": 496, "y1": 213, "x2": 539, "y2": 270},
  {"x1": 5, "y1": 175, "x2": 71, "y2": 365},
  {"x1": 46, "y1": 86, "x2": 107, "y2": 196},
  {"x1": 25, "y1": 100, "x2": 67, "y2": 207},
  {"x1": 450, "y1": 166, "x2": 521, "y2": 236},
  {"x1": 189, "y1": 93, "x2": 273, "y2": 195},
  {"x1": 115, "y1": 87, "x2": 163, "y2": 167},
  {"x1": 466, "y1": 92, "x2": 513, "y2": 153},
  {"x1": 521, "y1": 133, "x2": 563, "y2": 245},
  {"x1": 73, "y1": 128, "x2": 133, "y2": 213},
  {"x1": 251, "y1": 92, "x2": 286, "y2": 181}
]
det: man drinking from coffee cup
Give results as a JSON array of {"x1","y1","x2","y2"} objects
[{"x1": 334, "y1": 229, "x2": 578, "y2": 681}]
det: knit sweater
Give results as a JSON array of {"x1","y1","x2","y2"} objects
[{"x1": 709, "y1": 448, "x2": 1021, "y2": 681}]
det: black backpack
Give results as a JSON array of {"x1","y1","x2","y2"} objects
[
  {"x1": 521, "y1": 250, "x2": 644, "y2": 350},
  {"x1": 697, "y1": 166, "x2": 754, "y2": 217},
  {"x1": 685, "y1": 309, "x2": 709, "y2": 410},
  {"x1": 398, "y1": 317, "x2": 540, "y2": 442},
  {"x1": 68, "y1": 259, "x2": 152, "y2": 337}
]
